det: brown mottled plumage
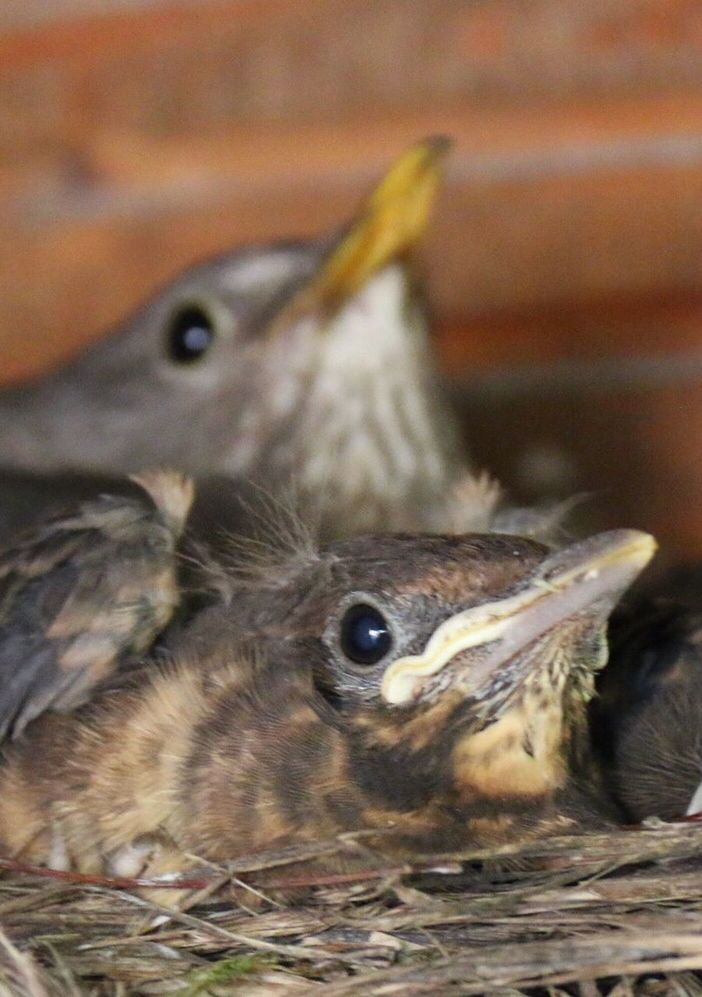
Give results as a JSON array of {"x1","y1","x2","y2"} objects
[
  {"x1": 0, "y1": 528, "x2": 653, "y2": 885},
  {"x1": 0, "y1": 470, "x2": 193, "y2": 740}
]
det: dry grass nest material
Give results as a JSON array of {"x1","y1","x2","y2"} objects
[{"x1": 2, "y1": 823, "x2": 702, "y2": 995}]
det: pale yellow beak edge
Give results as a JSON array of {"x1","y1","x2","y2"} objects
[{"x1": 381, "y1": 530, "x2": 657, "y2": 706}]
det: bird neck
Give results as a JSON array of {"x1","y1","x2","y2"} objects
[
  {"x1": 250, "y1": 264, "x2": 464, "y2": 535},
  {"x1": 348, "y1": 659, "x2": 605, "y2": 836}
]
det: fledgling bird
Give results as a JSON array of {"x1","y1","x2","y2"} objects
[
  {"x1": 593, "y1": 567, "x2": 702, "y2": 822},
  {"x1": 0, "y1": 527, "x2": 654, "y2": 883},
  {"x1": 0, "y1": 138, "x2": 464, "y2": 540},
  {"x1": 0, "y1": 470, "x2": 193, "y2": 741},
  {"x1": 0, "y1": 467, "x2": 561, "y2": 748}
]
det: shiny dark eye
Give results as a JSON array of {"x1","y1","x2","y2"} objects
[
  {"x1": 340, "y1": 603, "x2": 392, "y2": 666},
  {"x1": 167, "y1": 306, "x2": 215, "y2": 363}
]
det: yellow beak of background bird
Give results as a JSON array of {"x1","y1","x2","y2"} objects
[{"x1": 294, "y1": 135, "x2": 452, "y2": 316}]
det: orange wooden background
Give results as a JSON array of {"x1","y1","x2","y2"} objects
[{"x1": 3, "y1": 1, "x2": 702, "y2": 562}]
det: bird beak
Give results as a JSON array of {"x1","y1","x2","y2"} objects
[
  {"x1": 294, "y1": 135, "x2": 451, "y2": 315},
  {"x1": 381, "y1": 530, "x2": 657, "y2": 706}
]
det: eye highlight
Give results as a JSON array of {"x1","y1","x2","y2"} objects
[
  {"x1": 167, "y1": 305, "x2": 215, "y2": 363},
  {"x1": 340, "y1": 603, "x2": 392, "y2": 666}
]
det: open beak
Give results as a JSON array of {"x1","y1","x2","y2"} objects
[
  {"x1": 295, "y1": 135, "x2": 451, "y2": 315},
  {"x1": 381, "y1": 530, "x2": 657, "y2": 706}
]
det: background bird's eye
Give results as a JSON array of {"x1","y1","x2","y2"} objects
[
  {"x1": 340, "y1": 603, "x2": 392, "y2": 665},
  {"x1": 167, "y1": 305, "x2": 216, "y2": 363}
]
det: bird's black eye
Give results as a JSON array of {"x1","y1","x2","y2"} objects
[
  {"x1": 167, "y1": 306, "x2": 215, "y2": 363},
  {"x1": 340, "y1": 604, "x2": 392, "y2": 666}
]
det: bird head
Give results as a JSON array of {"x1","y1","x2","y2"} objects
[
  {"x1": 2, "y1": 138, "x2": 459, "y2": 533},
  {"x1": 194, "y1": 528, "x2": 655, "y2": 824}
]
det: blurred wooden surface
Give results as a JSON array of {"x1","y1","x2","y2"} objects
[{"x1": 2, "y1": 0, "x2": 702, "y2": 559}]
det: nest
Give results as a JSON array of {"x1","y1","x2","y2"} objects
[{"x1": 2, "y1": 822, "x2": 702, "y2": 995}]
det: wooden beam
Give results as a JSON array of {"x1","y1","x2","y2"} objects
[{"x1": 3, "y1": 92, "x2": 702, "y2": 382}]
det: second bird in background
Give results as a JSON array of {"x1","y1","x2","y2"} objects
[{"x1": 0, "y1": 138, "x2": 464, "y2": 541}]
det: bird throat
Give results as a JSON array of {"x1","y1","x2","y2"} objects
[
  {"x1": 451, "y1": 640, "x2": 586, "y2": 804},
  {"x1": 261, "y1": 265, "x2": 461, "y2": 535}
]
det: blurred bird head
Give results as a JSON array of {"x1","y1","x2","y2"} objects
[
  {"x1": 191, "y1": 527, "x2": 656, "y2": 816},
  {"x1": 0, "y1": 138, "x2": 460, "y2": 534}
]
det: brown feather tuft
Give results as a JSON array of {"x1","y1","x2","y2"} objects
[{"x1": 129, "y1": 470, "x2": 195, "y2": 535}]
